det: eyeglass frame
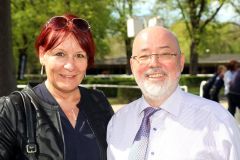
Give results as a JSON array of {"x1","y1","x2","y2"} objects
[
  {"x1": 131, "y1": 52, "x2": 179, "y2": 65},
  {"x1": 46, "y1": 16, "x2": 91, "y2": 32}
]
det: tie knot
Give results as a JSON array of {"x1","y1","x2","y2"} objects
[
  {"x1": 144, "y1": 107, "x2": 158, "y2": 119},
  {"x1": 133, "y1": 107, "x2": 158, "y2": 141}
]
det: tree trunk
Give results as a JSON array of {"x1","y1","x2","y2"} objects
[
  {"x1": 189, "y1": 40, "x2": 199, "y2": 75},
  {"x1": 0, "y1": 0, "x2": 17, "y2": 96}
]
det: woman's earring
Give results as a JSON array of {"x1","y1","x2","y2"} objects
[{"x1": 40, "y1": 65, "x2": 44, "y2": 75}]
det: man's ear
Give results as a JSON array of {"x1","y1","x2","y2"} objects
[
  {"x1": 130, "y1": 57, "x2": 135, "y2": 76},
  {"x1": 180, "y1": 53, "x2": 185, "y2": 72}
]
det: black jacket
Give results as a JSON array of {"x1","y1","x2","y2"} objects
[
  {"x1": 0, "y1": 84, "x2": 114, "y2": 160},
  {"x1": 230, "y1": 70, "x2": 240, "y2": 95}
]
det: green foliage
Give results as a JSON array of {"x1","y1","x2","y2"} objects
[
  {"x1": 117, "y1": 88, "x2": 142, "y2": 103},
  {"x1": 154, "y1": 0, "x2": 229, "y2": 75},
  {"x1": 82, "y1": 76, "x2": 136, "y2": 85},
  {"x1": 179, "y1": 75, "x2": 209, "y2": 87},
  {"x1": 11, "y1": 0, "x2": 113, "y2": 74},
  {"x1": 81, "y1": 75, "x2": 209, "y2": 100},
  {"x1": 171, "y1": 21, "x2": 191, "y2": 62},
  {"x1": 199, "y1": 22, "x2": 240, "y2": 54},
  {"x1": 171, "y1": 21, "x2": 240, "y2": 63}
]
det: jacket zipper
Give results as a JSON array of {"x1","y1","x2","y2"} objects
[
  {"x1": 57, "y1": 110, "x2": 66, "y2": 160},
  {"x1": 84, "y1": 114, "x2": 104, "y2": 160}
]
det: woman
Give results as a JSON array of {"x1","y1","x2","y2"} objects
[{"x1": 0, "y1": 14, "x2": 114, "y2": 160}]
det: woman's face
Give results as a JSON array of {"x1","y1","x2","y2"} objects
[{"x1": 39, "y1": 34, "x2": 88, "y2": 93}]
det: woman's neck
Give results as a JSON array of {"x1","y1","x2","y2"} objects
[{"x1": 44, "y1": 80, "x2": 80, "y2": 102}]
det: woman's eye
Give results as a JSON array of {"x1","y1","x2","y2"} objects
[
  {"x1": 76, "y1": 54, "x2": 85, "y2": 58},
  {"x1": 55, "y1": 52, "x2": 65, "y2": 57}
]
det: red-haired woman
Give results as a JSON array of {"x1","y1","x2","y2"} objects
[{"x1": 0, "y1": 14, "x2": 114, "y2": 160}]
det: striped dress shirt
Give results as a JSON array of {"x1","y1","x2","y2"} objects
[{"x1": 107, "y1": 87, "x2": 240, "y2": 160}]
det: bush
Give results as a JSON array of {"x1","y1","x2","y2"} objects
[
  {"x1": 18, "y1": 74, "x2": 211, "y2": 102},
  {"x1": 179, "y1": 75, "x2": 210, "y2": 87},
  {"x1": 117, "y1": 88, "x2": 142, "y2": 103}
]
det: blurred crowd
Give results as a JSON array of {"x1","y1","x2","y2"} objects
[{"x1": 203, "y1": 60, "x2": 240, "y2": 117}]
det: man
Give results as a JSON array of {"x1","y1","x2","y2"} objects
[
  {"x1": 224, "y1": 60, "x2": 239, "y2": 116},
  {"x1": 203, "y1": 65, "x2": 226, "y2": 102},
  {"x1": 228, "y1": 68, "x2": 240, "y2": 117},
  {"x1": 107, "y1": 26, "x2": 240, "y2": 160}
]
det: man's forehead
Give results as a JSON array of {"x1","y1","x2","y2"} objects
[
  {"x1": 139, "y1": 46, "x2": 171, "y2": 52},
  {"x1": 133, "y1": 27, "x2": 180, "y2": 53},
  {"x1": 135, "y1": 30, "x2": 174, "y2": 46}
]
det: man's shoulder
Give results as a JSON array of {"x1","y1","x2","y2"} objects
[{"x1": 182, "y1": 91, "x2": 231, "y2": 121}]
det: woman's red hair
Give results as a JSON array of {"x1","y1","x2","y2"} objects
[{"x1": 35, "y1": 14, "x2": 95, "y2": 67}]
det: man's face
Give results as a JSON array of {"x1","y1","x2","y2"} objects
[{"x1": 131, "y1": 27, "x2": 185, "y2": 100}]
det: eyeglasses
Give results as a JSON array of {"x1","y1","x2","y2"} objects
[
  {"x1": 46, "y1": 16, "x2": 91, "y2": 32},
  {"x1": 131, "y1": 52, "x2": 178, "y2": 65}
]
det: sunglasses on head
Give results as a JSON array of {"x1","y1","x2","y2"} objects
[{"x1": 46, "y1": 16, "x2": 91, "y2": 32}]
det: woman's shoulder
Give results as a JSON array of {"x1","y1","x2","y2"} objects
[
  {"x1": 0, "y1": 95, "x2": 11, "y2": 112},
  {"x1": 0, "y1": 91, "x2": 25, "y2": 121},
  {"x1": 79, "y1": 86, "x2": 114, "y2": 113},
  {"x1": 79, "y1": 86, "x2": 107, "y2": 99}
]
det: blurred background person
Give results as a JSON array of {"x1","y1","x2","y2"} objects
[
  {"x1": 203, "y1": 65, "x2": 226, "y2": 102},
  {"x1": 228, "y1": 67, "x2": 240, "y2": 117},
  {"x1": 224, "y1": 60, "x2": 239, "y2": 110}
]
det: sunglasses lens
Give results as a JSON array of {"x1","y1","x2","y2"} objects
[
  {"x1": 48, "y1": 16, "x2": 67, "y2": 29},
  {"x1": 72, "y1": 19, "x2": 90, "y2": 31},
  {"x1": 47, "y1": 17, "x2": 90, "y2": 31}
]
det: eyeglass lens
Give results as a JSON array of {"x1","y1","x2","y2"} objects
[{"x1": 50, "y1": 17, "x2": 68, "y2": 29}]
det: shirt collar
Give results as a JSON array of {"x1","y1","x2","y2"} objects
[
  {"x1": 160, "y1": 86, "x2": 183, "y2": 117},
  {"x1": 136, "y1": 96, "x2": 152, "y2": 116},
  {"x1": 138, "y1": 86, "x2": 183, "y2": 117}
]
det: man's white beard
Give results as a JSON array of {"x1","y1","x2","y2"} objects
[
  {"x1": 140, "y1": 78, "x2": 172, "y2": 99},
  {"x1": 136, "y1": 73, "x2": 180, "y2": 100}
]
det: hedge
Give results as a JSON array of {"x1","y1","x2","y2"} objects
[{"x1": 18, "y1": 74, "x2": 211, "y2": 102}]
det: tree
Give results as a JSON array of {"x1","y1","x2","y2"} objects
[
  {"x1": 110, "y1": 0, "x2": 154, "y2": 74},
  {"x1": 171, "y1": 21, "x2": 240, "y2": 62},
  {"x1": 230, "y1": 0, "x2": 240, "y2": 15},
  {"x1": 110, "y1": 0, "x2": 134, "y2": 74},
  {"x1": 0, "y1": 0, "x2": 16, "y2": 96},
  {"x1": 155, "y1": 0, "x2": 227, "y2": 75},
  {"x1": 177, "y1": 0, "x2": 227, "y2": 75},
  {"x1": 11, "y1": 0, "x2": 113, "y2": 74},
  {"x1": 199, "y1": 22, "x2": 240, "y2": 54}
]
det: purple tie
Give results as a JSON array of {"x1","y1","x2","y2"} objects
[{"x1": 129, "y1": 107, "x2": 158, "y2": 160}]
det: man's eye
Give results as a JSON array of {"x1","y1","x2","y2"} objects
[
  {"x1": 139, "y1": 55, "x2": 149, "y2": 60},
  {"x1": 161, "y1": 52, "x2": 170, "y2": 55},
  {"x1": 55, "y1": 52, "x2": 65, "y2": 57}
]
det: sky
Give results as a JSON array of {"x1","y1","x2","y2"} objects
[
  {"x1": 216, "y1": 3, "x2": 239, "y2": 23},
  {"x1": 134, "y1": 1, "x2": 239, "y2": 24}
]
